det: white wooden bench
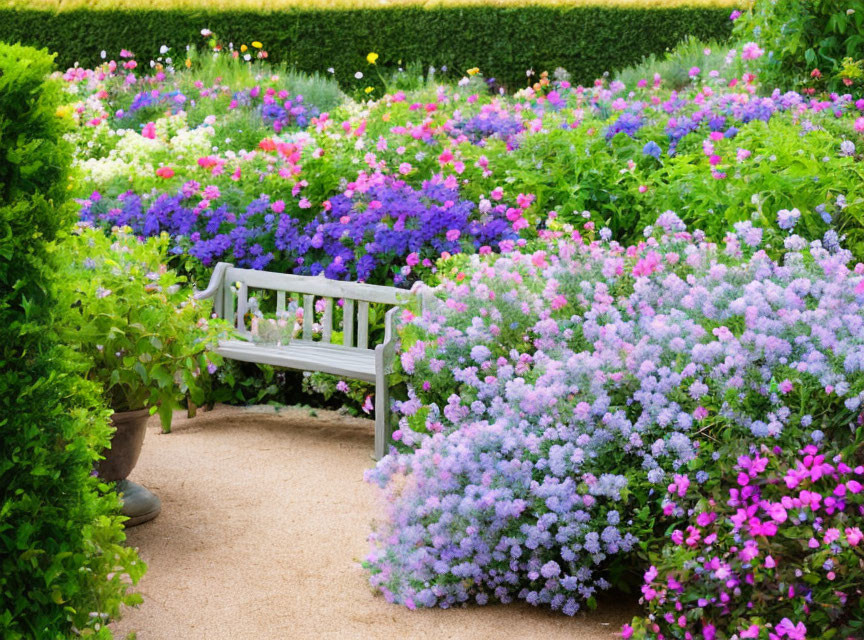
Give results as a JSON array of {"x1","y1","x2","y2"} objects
[{"x1": 195, "y1": 262, "x2": 411, "y2": 459}]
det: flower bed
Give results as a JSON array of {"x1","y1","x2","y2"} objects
[
  {"x1": 63, "y1": 41, "x2": 864, "y2": 285},
  {"x1": 367, "y1": 214, "x2": 864, "y2": 637},
  {"x1": 48, "y1": 33, "x2": 864, "y2": 639}
]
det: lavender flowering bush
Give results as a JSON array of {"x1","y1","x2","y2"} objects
[{"x1": 365, "y1": 212, "x2": 864, "y2": 633}]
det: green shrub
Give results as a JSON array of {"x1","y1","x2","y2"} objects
[
  {"x1": 0, "y1": 7, "x2": 732, "y2": 89},
  {"x1": 507, "y1": 114, "x2": 864, "y2": 258},
  {"x1": 62, "y1": 227, "x2": 225, "y2": 431},
  {"x1": 734, "y1": 0, "x2": 864, "y2": 95},
  {"x1": 614, "y1": 35, "x2": 733, "y2": 89},
  {"x1": 0, "y1": 42, "x2": 143, "y2": 639}
]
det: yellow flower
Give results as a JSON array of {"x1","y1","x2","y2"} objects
[
  {"x1": 467, "y1": 67, "x2": 480, "y2": 76},
  {"x1": 240, "y1": 44, "x2": 248, "y2": 52},
  {"x1": 185, "y1": 58, "x2": 192, "y2": 68},
  {"x1": 252, "y1": 41, "x2": 263, "y2": 49},
  {"x1": 382, "y1": 112, "x2": 391, "y2": 122},
  {"x1": 364, "y1": 86, "x2": 374, "y2": 94},
  {"x1": 366, "y1": 52, "x2": 378, "y2": 65}
]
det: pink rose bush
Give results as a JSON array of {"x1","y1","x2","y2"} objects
[{"x1": 365, "y1": 212, "x2": 864, "y2": 635}]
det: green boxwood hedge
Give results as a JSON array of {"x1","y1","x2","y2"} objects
[
  {"x1": 0, "y1": 7, "x2": 732, "y2": 88},
  {"x1": 0, "y1": 42, "x2": 143, "y2": 639}
]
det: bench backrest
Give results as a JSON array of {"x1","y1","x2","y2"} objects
[{"x1": 204, "y1": 263, "x2": 408, "y2": 350}]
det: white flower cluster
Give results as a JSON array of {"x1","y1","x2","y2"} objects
[{"x1": 76, "y1": 117, "x2": 215, "y2": 186}]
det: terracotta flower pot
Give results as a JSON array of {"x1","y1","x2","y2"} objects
[{"x1": 97, "y1": 408, "x2": 150, "y2": 481}]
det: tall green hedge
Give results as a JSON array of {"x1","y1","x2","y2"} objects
[
  {"x1": 0, "y1": 42, "x2": 143, "y2": 639},
  {"x1": 0, "y1": 7, "x2": 732, "y2": 88}
]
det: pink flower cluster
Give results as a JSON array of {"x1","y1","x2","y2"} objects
[{"x1": 629, "y1": 443, "x2": 864, "y2": 639}]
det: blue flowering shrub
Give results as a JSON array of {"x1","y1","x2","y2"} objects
[
  {"x1": 80, "y1": 174, "x2": 516, "y2": 285},
  {"x1": 364, "y1": 212, "x2": 864, "y2": 637}
]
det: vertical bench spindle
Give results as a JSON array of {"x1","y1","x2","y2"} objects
[
  {"x1": 222, "y1": 282, "x2": 235, "y2": 324},
  {"x1": 343, "y1": 299, "x2": 354, "y2": 347},
  {"x1": 236, "y1": 282, "x2": 248, "y2": 332},
  {"x1": 322, "y1": 298, "x2": 333, "y2": 343},
  {"x1": 303, "y1": 294, "x2": 314, "y2": 340},
  {"x1": 357, "y1": 301, "x2": 369, "y2": 349}
]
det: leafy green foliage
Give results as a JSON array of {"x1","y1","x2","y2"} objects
[
  {"x1": 0, "y1": 42, "x2": 143, "y2": 639},
  {"x1": 734, "y1": 0, "x2": 864, "y2": 95},
  {"x1": 61, "y1": 228, "x2": 227, "y2": 431},
  {"x1": 0, "y1": 7, "x2": 731, "y2": 90},
  {"x1": 506, "y1": 115, "x2": 864, "y2": 258},
  {"x1": 615, "y1": 35, "x2": 732, "y2": 90}
]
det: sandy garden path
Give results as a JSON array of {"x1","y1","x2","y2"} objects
[{"x1": 111, "y1": 404, "x2": 636, "y2": 640}]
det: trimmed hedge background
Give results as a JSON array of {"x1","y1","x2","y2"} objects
[{"x1": 0, "y1": 7, "x2": 733, "y2": 89}]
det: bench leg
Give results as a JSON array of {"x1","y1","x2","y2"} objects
[{"x1": 374, "y1": 370, "x2": 391, "y2": 461}]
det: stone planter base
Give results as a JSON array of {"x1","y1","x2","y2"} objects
[
  {"x1": 98, "y1": 408, "x2": 161, "y2": 527},
  {"x1": 118, "y1": 479, "x2": 162, "y2": 527},
  {"x1": 97, "y1": 408, "x2": 150, "y2": 481}
]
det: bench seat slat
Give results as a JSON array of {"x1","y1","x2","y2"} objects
[{"x1": 215, "y1": 339, "x2": 377, "y2": 382}]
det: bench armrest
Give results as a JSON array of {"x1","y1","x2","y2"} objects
[
  {"x1": 382, "y1": 305, "x2": 399, "y2": 343},
  {"x1": 376, "y1": 306, "x2": 401, "y2": 374},
  {"x1": 194, "y1": 262, "x2": 233, "y2": 300}
]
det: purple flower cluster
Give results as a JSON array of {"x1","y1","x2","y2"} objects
[
  {"x1": 605, "y1": 111, "x2": 644, "y2": 140},
  {"x1": 115, "y1": 84, "x2": 314, "y2": 132},
  {"x1": 230, "y1": 85, "x2": 315, "y2": 132},
  {"x1": 120, "y1": 88, "x2": 188, "y2": 119},
  {"x1": 365, "y1": 212, "x2": 864, "y2": 615},
  {"x1": 455, "y1": 108, "x2": 524, "y2": 147},
  {"x1": 78, "y1": 174, "x2": 517, "y2": 284}
]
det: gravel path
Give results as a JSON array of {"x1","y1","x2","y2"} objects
[{"x1": 111, "y1": 404, "x2": 635, "y2": 639}]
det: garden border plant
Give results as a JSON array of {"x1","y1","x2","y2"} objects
[{"x1": 733, "y1": 0, "x2": 864, "y2": 97}]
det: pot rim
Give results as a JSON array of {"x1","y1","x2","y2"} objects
[{"x1": 111, "y1": 407, "x2": 151, "y2": 424}]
